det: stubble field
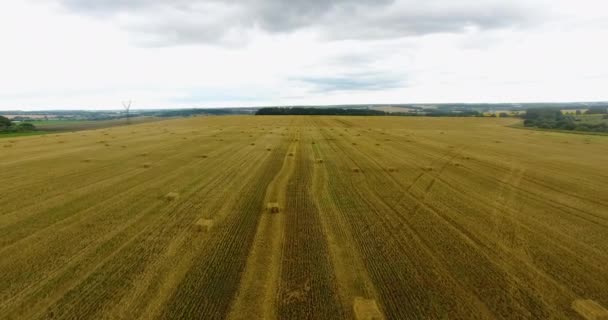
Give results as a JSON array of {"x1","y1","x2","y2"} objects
[{"x1": 1, "y1": 116, "x2": 607, "y2": 319}]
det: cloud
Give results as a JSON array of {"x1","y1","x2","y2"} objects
[
  {"x1": 53, "y1": 0, "x2": 537, "y2": 46},
  {"x1": 293, "y1": 73, "x2": 406, "y2": 93}
]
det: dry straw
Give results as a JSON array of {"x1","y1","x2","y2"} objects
[
  {"x1": 572, "y1": 299, "x2": 608, "y2": 320},
  {"x1": 353, "y1": 297, "x2": 384, "y2": 320}
]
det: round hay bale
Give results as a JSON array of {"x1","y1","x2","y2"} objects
[
  {"x1": 266, "y1": 148, "x2": 272, "y2": 151},
  {"x1": 316, "y1": 159, "x2": 324, "y2": 163},
  {"x1": 288, "y1": 152, "x2": 294, "y2": 157},
  {"x1": 165, "y1": 192, "x2": 179, "y2": 201},
  {"x1": 267, "y1": 202, "x2": 280, "y2": 213},
  {"x1": 81, "y1": 159, "x2": 92, "y2": 163},
  {"x1": 250, "y1": 143, "x2": 255, "y2": 146},
  {"x1": 387, "y1": 167, "x2": 398, "y2": 172},
  {"x1": 352, "y1": 168, "x2": 361, "y2": 173},
  {"x1": 423, "y1": 166, "x2": 433, "y2": 172},
  {"x1": 194, "y1": 218, "x2": 214, "y2": 232},
  {"x1": 142, "y1": 163, "x2": 152, "y2": 168}
]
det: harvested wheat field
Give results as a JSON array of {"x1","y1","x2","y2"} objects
[{"x1": 1, "y1": 116, "x2": 607, "y2": 319}]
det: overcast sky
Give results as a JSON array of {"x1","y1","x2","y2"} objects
[{"x1": 1, "y1": 0, "x2": 607, "y2": 110}]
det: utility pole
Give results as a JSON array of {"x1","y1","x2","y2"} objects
[{"x1": 122, "y1": 100, "x2": 132, "y2": 124}]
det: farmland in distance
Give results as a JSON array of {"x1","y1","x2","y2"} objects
[{"x1": 1, "y1": 116, "x2": 607, "y2": 319}]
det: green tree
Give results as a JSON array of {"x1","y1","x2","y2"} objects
[
  {"x1": 17, "y1": 123, "x2": 36, "y2": 131},
  {"x1": 0, "y1": 116, "x2": 12, "y2": 130}
]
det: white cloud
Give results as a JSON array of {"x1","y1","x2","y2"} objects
[{"x1": 0, "y1": 0, "x2": 607, "y2": 110}]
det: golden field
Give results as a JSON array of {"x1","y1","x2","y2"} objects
[{"x1": 1, "y1": 116, "x2": 607, "y2": 319}]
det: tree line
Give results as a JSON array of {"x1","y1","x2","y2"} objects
[
  {"x1": 0, "y1": 116, "x2": 36, "y2": 133},
  {"x1": 523, "y1": 107, "x2": 608, "y2": 132}
]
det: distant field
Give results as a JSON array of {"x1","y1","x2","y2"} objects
[
  {"x1": 1, "y1": 116, "x2": 607, "y2": 319},
  {"x1": 27, "y1": 116, "x2": 162, "y2": 132}
]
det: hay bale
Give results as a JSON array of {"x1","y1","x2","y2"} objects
[
  {"x1": 194, "y1": 218, "x2": 214, "y2": 232},
  {"x1": 352, "y1": 142, "x2": 357, "y2": 146},
  {"x1": 316, "y1": 159, "x2": 324, "y2": 163},
  {"x1": 266, "y1": 147, "x2": 272, "y2": 151},
  {"x1": 267, "y1": 202, "x2": 280, "y2": 213},
  {"x1": 311, "y1": 141, "x2": 316, "y2": 144},
  {"x1": 387, "y1": 167, "x2": 398, "y2": 172},
  {"x1": 142, "y1": 163, "x2": 152, "y2": 168},
  {"x1": 250, "y1": 143, "x2": 255, "y2": 146},
  {"x1": 352, "y1": 168, "x2": 361, "y2": 173},
  {"x1": 375, "y1": 143, "x2": 381, "y2": 146},
  {"x1": 353, "y1": 297, "x2": 384, "y2": 320},
  {"x1": 138, "y1": 152, "x2": 148, "y2": 157},
  {"x1": 572, "y1": 299, "x2": 608, "y2": 320},
  {"x1": 165, "y1": 192, "x2": 179, "y2": 201},
  {"x1": 197, "y1": 155, "x2": 208, "y2": 158},
  {"x1": 423, "y1": 166, "x2": 433, "y2": 172},
  {"x1": 288, "y1": 152, "x2": 294, "y2": 157}
]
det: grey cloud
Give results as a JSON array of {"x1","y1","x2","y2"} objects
[
  {"x1": 54, "y1": 0, "x2": 537, "y2": 45},
  {"x1": 293, "y1": 73, "x2": 406, "y2": 93}
]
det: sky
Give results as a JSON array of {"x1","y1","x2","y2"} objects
[{"x1": 1, "y1": 0, "x2": 608, "y2": 110}]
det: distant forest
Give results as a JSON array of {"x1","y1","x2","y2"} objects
[
  {"x1": 523, "y1": 107, "x2": 608, "y2": 132},
  {"x1": 256, "y1": 107, "x2": 386, "y2": 116},
  {"x1": 255, "y1": 107, "x2": 484, "y2": 116}
]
